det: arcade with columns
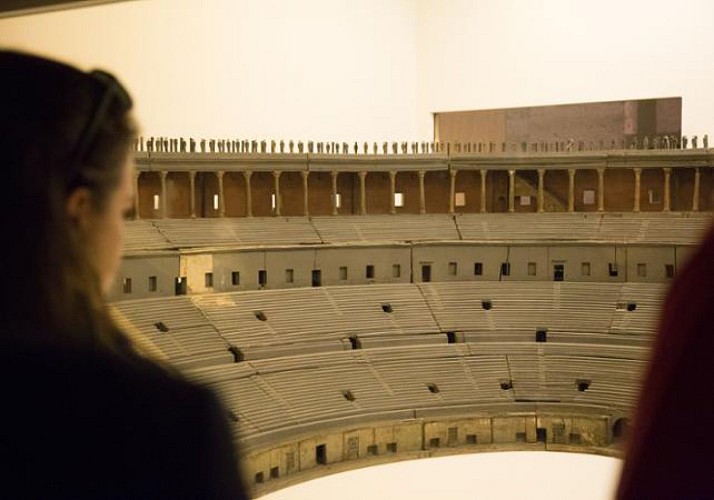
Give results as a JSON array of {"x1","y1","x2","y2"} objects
[{"x1": 133, "y1": 144, "x2": 714, "y2": 219}]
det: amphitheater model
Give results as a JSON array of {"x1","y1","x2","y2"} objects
[{"x1": 112, "y1": 138, "x2": 713, "y2": 496}]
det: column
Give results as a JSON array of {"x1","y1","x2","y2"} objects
[
  {"x1": 663, "y1": 168, "x2": 671, "y2": 212},
  {"x1": 331, "y1": 170, "x2": 339, "y2": 215},
  {"x1": 449, "y1": 169, "x2": 457, "y2": 214},
  {"x1": 133, "y1": 172, "x2": 140, "y2": 220},
  {"x1": 693, "y1": 168, "x2": 701, "y2": 211},
  {"x1": 243, "y1": 170, "x2": 253, "y2": 217},
  {"x1": 216, "y1": 170, "x2": 225, "y2": 218},
  {"x1": 633, "y1": 168, "x2": 642, "y2": 212},
  {"x1": 480, "y1": 169, "x2": 487, "y2": 213},
  {"x1": 159, "y1": 170, "x2": 168, "y2": 219},
  {"x1": 597, "y1": 168, "x2": 605, "y2": 212},
  {"x1": 272, "y1": 170, "x2": 281, "y2": 216},
  {"x1": 389, "y1": 171, "x2": 397, "y2": 214},
  {"x1": 358, "y1": 171, "x2": 367, "y2": 215},
  {"x1": 567, "y1": 169, "x2": 576, "y2": 212},
  {"x1": 189, "y1": 171, "x2": 196, "y2": 219},
  {"x1": 507, "y1": 169, "x2": 515, "y2": 213},
  {"x1": 301, "y1": 170, "x2": 309, "y2": 216},
  {"x1": 537, "y1": 168, "x2": 545, "y2": 213},
  {"x1": 418, "y1": 170, "x2": 426, "y2": 214}
]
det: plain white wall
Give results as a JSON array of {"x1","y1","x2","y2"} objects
[
  {"x1": 0, "y1": 0, "x2": 419, "y2": 142},
  {"x1": 416, "y1": 0, "x2": 714, "y2": 138},
  {"x1": 1, "y1": 0, "x2": 712, "y2": 141}
]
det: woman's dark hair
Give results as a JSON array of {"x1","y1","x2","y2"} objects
[{"x1": 0, "y1": 50, "x2": 138, "y2": 354}]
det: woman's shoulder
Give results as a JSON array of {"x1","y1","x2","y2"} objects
[
  {"x1": 0, "y1": 338, "x2": 245, "y2": 499},
  {"x1": 0, "y1": 337, "x2": 222, "y2": 421}
]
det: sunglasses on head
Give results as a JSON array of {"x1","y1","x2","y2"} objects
[{"x1": 67, "y1": 69, "x2": 133, "y2": 187}]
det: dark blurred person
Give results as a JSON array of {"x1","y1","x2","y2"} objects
[
  {"x1": 617, "y1": 224, "x2": 714, "y2": 499},
  {"x1": 0, "y1": 50, "x2": 248, "y2": 499}
]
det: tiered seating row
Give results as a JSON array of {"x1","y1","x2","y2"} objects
[
  {"x1": 113, "y1": 296, "x2": 233, "y2": 368},
  {"x1": 114, "y1": 282, "x2": 663, "y2": 367},
  {"x1": 187, "y1": 342, "x2": 646, "y2": 442},
  {"x1": 122, "y1": 213, "x2": 712, "y2": 252}
]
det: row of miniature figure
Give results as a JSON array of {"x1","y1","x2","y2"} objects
[{"x1": 133, "y1": 134, "x2": 709, "y2": 154}]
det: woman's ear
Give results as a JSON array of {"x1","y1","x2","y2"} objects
[{"x1": 65, "y1": 187, "x2": 94, "y2": 230}]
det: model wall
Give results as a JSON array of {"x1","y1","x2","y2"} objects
[
  {"x1": 244, "y1": 412, "x2": 614, "y2": 496},
  {"x1": 109, "y1": 243, "x2": 693, "y2": 301}
]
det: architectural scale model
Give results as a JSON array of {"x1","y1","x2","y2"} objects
[{"x1": 113, "y1": 102, "x2": 712, "y2": 496}]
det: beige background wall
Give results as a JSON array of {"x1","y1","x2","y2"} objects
[{"x1": 1, "y1": 0, "x2": 713, "y2": 142}]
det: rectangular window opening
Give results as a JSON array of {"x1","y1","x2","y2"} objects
[
  {"x1": 347, "y1": 437, "x2": 359, "y2": 459},
  {"x1": 536, "y1": 428, "x2": 547, "y2": 443},
  {"x1": 448, "y1": 262, "x2": 458, "y2": 276},
  {"x1": 339, "y1": 266, "x2": 348, "y2": 280},
  {"x1": 421, "y1": 264, "x2": 432, "y2": 282},
  {"x1": 648, "y1": 189, "x2": 661, "y2": 204},
  {"x1": 148, "y1": 276, "x2": 157, "y2": 292},
  {"x1": 637, "y1": 263, "x2": 647, "y2": 278},
  {"x1": 581, "y1": 262, "x2": 591, "y2": 276},
  {"x1": 515, "y1": 432, "x2": 526, "y2": 443},
  {"x1": 474, "y1": 262, "x2": 483, "y2": 276},
  {"x1": 254, "y1": 472, "x2": 264, "y2": 484},
  {"x1": 286, "y1": 452, "x2": 296, "y2": 472},
  {"x1": 583, "y1": 189, "x2": 595, "y2": 205},
  {"x1": 527, "y1": 262, "x2": 537, "y2": 276},
  {"x1": 270, "y1": 193, "x2": 277, "y2": 211},
  {"x1": 311, "y1": 269, "x2": 321, "y2": 287},
  {"x1": 386, "y1": 442, "x2": 397, "y2": 453},
  {"x1": 333, "y1": 193, "x2": 342, "y2": 208},
  {"x1": 500, "y1": 262, "x2": 511, "y2": 276},
  {"x1": 535, "y1": 329, "x2": 547, "y2": 343},
  {"x1": 153, "y1": 194, "x2": 160, "y2": 211},
  {"x1": 365, "y1": 265, "x2": 375, "y2": 279},
  {"x1": 204, "y1": 272, "x2": 213, "y2": 288},
  {"x1": 258, "y1": 269, "x2": 267, "y2": 286},
  {"x1": 466, "y1": 434, "x2": 478, "y2": 445},
  {"x1": 447, "y1": 427, "x2": 458, "y2": 446},
  {"x1": 122, "y1": 278, "x2": 132, "y2": 294},
  {"x1": 455, "y1": 192, "x2": 466, "y2": 207},
  {"x1": 231, "y1": 271, "x2": 240, "y2": 286},
  {"x1": 316, "y1": 444, "x2": 327, "y2": 465},
  {"x1": 429, "y1": 438, "x2": 441, "y2": 448},
  {"x1": 367, "y1": 444, "x2": 378, "y2": 456},
  {"x1": 608, "y1": 262, "x2": 619, "y2": 277},
  {"x1": 285, "y1": 268, "x2": 294, "y2": 283},
  {"x1": 213, "y1": 194, "x2": 219, "y2": 211},
  {"x1": 174, "y1": 276, "x2": 188, "y2": 295},
  {"x1": 174, "y1": 277, "x2": 187, "y2": 296},
  {"x1": 665, "y1": 264, "x2": 675, "y2": 279},
  {"x1": 392, "y1": 264, "x2": 401, "y2": 278},
  {"x1": 394, "y1": 192, "x2": 404, "y2": 207},
  {"x1": 270, "y1": 467, "x2": 280, "y2": 479}
]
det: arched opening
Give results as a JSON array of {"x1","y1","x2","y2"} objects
[{"x1": 612, "y1": 417, "x2": 629, "y2": 444}]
